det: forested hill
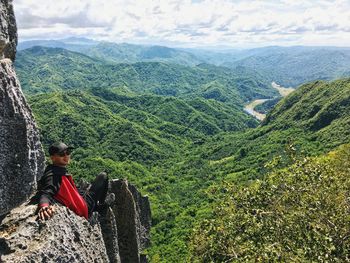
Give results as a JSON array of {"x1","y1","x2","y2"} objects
[
  {"x1": 18, "y1": 38, "x2": 203, "y2": 66},
  {"x1": 28, "y1": 88, "x2": 258, "y2": 165},
  {"x1": 190, "y1": 143, "x2": 350, "y2": 262},
  {"x1": 264, "y1": 79, "x2": 350, "y2": 127},
  {"x1": 15, "y1": 46, "x2": 277, "y2": 104},
  {"x1": 79, "y1": 42, "x2": 202, "y2": 66},
  {"x1": 184, "y1": 78, "x2": 350, "y2": 185},
  {"x1": 176, "y1": 78, "x2": 350, "y2": 261}
]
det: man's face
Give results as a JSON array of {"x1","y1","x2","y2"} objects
[{"x1": 50, "y1": 151, "x2": 71, "y2": 167}]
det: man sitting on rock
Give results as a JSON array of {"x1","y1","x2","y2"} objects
[{"x1": 36, "y1": 142, "x2": 110, "y2": 220}]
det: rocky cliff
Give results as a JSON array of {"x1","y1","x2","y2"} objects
[
  {"x1": 0, "y1": 0, "x2": 16, "y2": 61},
  {"x1": 0, "y1": 0, "x2": 45, "y2": 217},
  {"x1": 0, "y1": 1, "x2": 151, "y2": 262},
  {"x1": 0, "y1": 179, "x2": 151, "y2": 263}
]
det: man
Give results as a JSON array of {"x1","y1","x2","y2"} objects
[{"x1": 36, "y1": 142, "x2": 109, "y2": 220}]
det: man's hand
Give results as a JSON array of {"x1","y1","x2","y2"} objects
[{"x1": 38, "y1": 205, "x2": 55, "y2": 220}]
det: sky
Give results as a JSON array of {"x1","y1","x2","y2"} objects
[{"x1": 13, "y1": 0, "x2": 350, "y2": 48}]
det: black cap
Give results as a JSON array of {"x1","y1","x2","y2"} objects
[{"x1": 49, "y1": 142, "x2": 74, "y2": 156}]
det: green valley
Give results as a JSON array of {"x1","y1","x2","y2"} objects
[{"x1": 16, "y1": 44, "x2": 350, "y2": 262}]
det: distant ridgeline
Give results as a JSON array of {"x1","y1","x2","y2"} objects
[
  {"x1": 14, "y1": 39, "x2": 350, "y2": 262},
  {"x1": 18, "y1": 38, "x2": 350, "y2": 87},
  {"x1": 15, "y1": 46, "x2": 277, "y2": 100}
]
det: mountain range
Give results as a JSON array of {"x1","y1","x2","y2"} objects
[
  {"x1": 18, "y1": 37, "x2": 202, "y2": 66},
  {"x1": 18, "y1": 38, "x2": 350, "y2": 88},
  {"x1": 15, "y1": 46, "x2": 278, "y2": 106}
]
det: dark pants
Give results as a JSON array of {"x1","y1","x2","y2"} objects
[{"x1": 83, "y1": 172, "x2": 108, "y2": 217}]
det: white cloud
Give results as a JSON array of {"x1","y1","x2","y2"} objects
[{"x1": 13, "y1": 0, "x2": 350, "y2": 48}]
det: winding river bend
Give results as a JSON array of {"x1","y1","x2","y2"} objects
[{"x1": 244, "y1": 82, "x2": 294, "y2": 121}]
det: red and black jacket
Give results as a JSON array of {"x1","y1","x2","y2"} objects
[{"x1": 37, "y1": 165, "x2": 92, "y2": 219}]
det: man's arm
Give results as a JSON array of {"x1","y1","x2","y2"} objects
[{"x1": 37, "y1": 170, "x2": 59, "y2": 220}]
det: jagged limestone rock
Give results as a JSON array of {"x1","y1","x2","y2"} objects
[
  {"x1": 0, "y1": 181, "x2": 152, "y2": 263},
  {"x1": 0, "y1": 0, "x2": 17, "y2": 61},
  {"x1": 0, "y1": 0, "x2": 44, "y2": 216},
  {"x1": 110, "y1": 180, "x2": 140, "y2": 263},
  {"x1": 128, "y1": 183, "x2": 152, "y2": 252},
  {"x1": 0, "y1": 59, "x2": 45, "y2": 216},
  {"x1": 99, "y1": 207, "x2": 121, "y2": 263},
  {"x1": 0, "y1": 204, "x2": 110, "y2": 262},
  {"x1": 110, "y1": 180, "x2": 152, "y2": 263}
]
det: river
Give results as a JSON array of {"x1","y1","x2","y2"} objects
[{"x1": 244, "y1": 82, "x2": 294, "y2": 121}]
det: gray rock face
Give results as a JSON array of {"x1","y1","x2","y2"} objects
[
  {"x1": 0, "y1": 0, "x2": 44, "y2": 216},
  {"x1": 0, "y1": 0, "x2": 17, "y2": 61},
  {"x1": 127, "y1": 183, "x2": 152, "y2": 252},
  {"x1": 0, "y1": 181, "x2": 152, "y2": 263},
  {"x1": 109, "y1": 180, "x2": 152, "y2": 263},
  {"x1": 0, "y1": 59, "x2": 45, "y2": 216},
  {"x1": 0, "y1": 204, "x2": 110, "y2": 262},
  {"x1": 99, "y1": 207, "x2": 121, "y2": 263}
]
